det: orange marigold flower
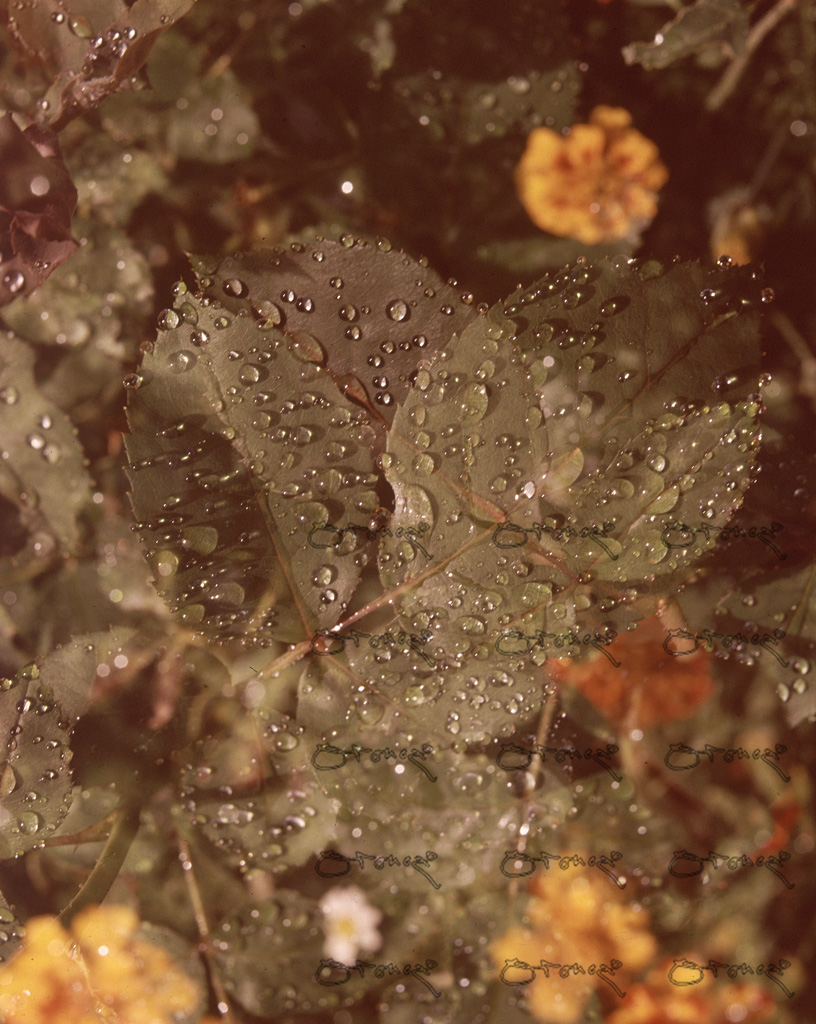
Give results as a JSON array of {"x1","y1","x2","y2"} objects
[
  {"x1": 606, "y1": 957, "x2": 779, "y2": 1024},
  {"x1": 515, "y1": 106, "x2": 669, "y2": 245},
  {"x1": 490, "y1": 856, "x2": 657, "y2": 1023},
  {"x1": 547, "y1": 614, "x2": 713, "y2": 729},
  {"x1": 0, "y1": 904, "x2": 204, "y2": 1023}
]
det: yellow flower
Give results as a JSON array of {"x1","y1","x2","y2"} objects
[
  {"x1": 515, "y1": 106, "x2": 669, "y2": 245},
  {"x1": 0, "y1": 904, "x2": 205, "y2": 1023},
  {"x1": 490, "y1": 857, "x2": 658, "y2": 1023}
]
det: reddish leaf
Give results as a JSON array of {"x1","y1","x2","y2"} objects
[{"x1": 0, "y1": 113, "x2": 78, "y2": 306}]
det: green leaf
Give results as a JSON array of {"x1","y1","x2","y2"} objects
[
  {"x1": 0, "y1": 892, "x2": 24, "y2": 964},
  {"x1": 2, "y1": 219, "x2": 153, "y2": 350},
  {"x1": 124, "y1": 287, "x2": 381, "y2": 642},
  {"x1": 179, "y1": 703, "x2": 336, "y2": 873},
  {"x1": 677, "y1": 563, "x2": 816, "y2": 726},
  {"x1": 622, "y1": 0, "x2": 749, "y2": 71},
  {"x1": 0, "y1": 664, "x2": 73, "y2": 860},
  {"x1": 0, "y1": 333, "x2": 94, "y2": 563},
  {"x1": 96, "y1": 31, "x2": 259, "y2": 164},
  {"x1": 394, "y1": 64, "x2": 580, "y2": 145},
  {"x1": 196, "y1": 237, "x2": 478, "y2": 428},
  {"x1": 380, "y1": 258, "x2": 763, "y2": 655},
  {"x1": 72, "y1": 136, "x2": 169, "y2": 226},
  {"x1": 8, "y1": 0, "x2": 197, "y2": 130}
]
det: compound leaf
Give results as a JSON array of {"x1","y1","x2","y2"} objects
[
  {"x1": 124, "y1": 290, "x2": 380, "y2": 643},
  {"x1": 380, "y1": 258, "x2": 763, "y2": 655}
]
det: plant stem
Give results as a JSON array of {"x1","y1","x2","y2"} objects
[
  {"x1": 706, "y1": 0, "x2": 801, "y2": 111},
  {"x1": 57, "y1": 803, "x2": 142, "y2": 928}
]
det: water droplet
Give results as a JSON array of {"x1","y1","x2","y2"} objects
[
  {"x1": 700, "y1": 288, "x2": 720, "y2": 304},
  {"x1": 599, "y1": 296, "x2": 629, "y2": 317},
  {"x1": 760, "y1": 287, "x2": 774, "y2": 304},
  {"x1": 3, "y1": 270, "x2": 26, "y2": 295},
  {"x1": 239, "y1": 365, "x2": 261, "y2": 385},
  {"x1": 223, "y1": 278, "x2": 248, "y2": 297},
  {"x1": 386, "y1": 299, "x2": 410, "y2": 322},
  {"x1": 289, "y1": 331, "x2": 326, "y2": 365},
  {"x1": 339, "y1": 304, "x2": 359, "y2": 322},
  {"x1": 460, "y1": 382, "x2": 489, "y2": 424},
  {"x1": 123, "y1": 373, "x2": 144, "y2": 389},
  {"x1": 646, "y1": 453, "x2": 666, "y2": 472},
  {"x1": 168, "y1": 351, "x2": 194, "y2": 373},
  {"x1": 157, "y1": 308, "x2": 180, "y2": 330},
  {"x1": 0, "y1": 386, "x2": 19, "y2": 405},
  {"x1": 312, "y1": 565, "x2": 336, "y2": 586},
  {"x1": 191, "y1": 330, "x2": 210, "y2": 346}
]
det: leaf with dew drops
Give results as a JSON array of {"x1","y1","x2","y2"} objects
[
  {"x1": 0, "y1": 663, "x2": 74, "y2": 860},
  {"x1": 0, "y1": 333, "x2": 94, "y2": 570},
  {"x1": 379, "y1": 257, "x2": 763, "y2": 654},
  {"x1": 124, "y1": 290, "x2": 381, "y2": 643}
]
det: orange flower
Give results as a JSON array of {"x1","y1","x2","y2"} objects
[
  {"x1": 606, "y1": 957, "x2": 778, "y2": 1024},
  {"x1": 547, "y1": 615, "x2": 713, "y2": 729},
  {"x1": 515, "y1": 106, "x2": 668, "y2": 244},
  {"x1": 0, "y1": 904, "x2": 205, "y2": 1023},
  {"x1": 490, "y1": 856, "x2": 657, "y2": 1023}
]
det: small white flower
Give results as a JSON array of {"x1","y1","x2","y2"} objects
[{"x1": 320, "y1": 885, "x2": 383, "y2": 964}]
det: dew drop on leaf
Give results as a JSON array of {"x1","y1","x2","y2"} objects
[
  {"x1": 157, "y1": 308, "x2": 180, "y2": 330},
  {"x1": 386, "y1": 299, "x2": 410, "y2": 322}
]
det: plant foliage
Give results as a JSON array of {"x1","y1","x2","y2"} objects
[{"x1": 0, "y1": 1, "x2": 814, "y2": 1022}]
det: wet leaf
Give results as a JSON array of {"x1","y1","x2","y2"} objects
[
  {"x1": 677, "y1": 563, "x2": 816, "y2": 727},
  {"x1": 7, "y1": 0, "x2": 197, "y2": 130},
  {"x1": 0, "y1": 664, "x2": 73, "y2": 860},
  {"x1": 0, "y1": 113, "x2": 78, "y2": 306},
  {"x1": 623, "y1": 0, "x2": 749, "y2": 71},
  {"x1": 0, "y1": 333, "x2": 94, "y2": 564},
  {"x1": 2, "y1": 219, "x2": 153, "y2": 349},
  {"x1": 395, "y1": 64, "x2": 580, "y2": 145},
  {"x1": 0, "y1": 892, "x2": 24, "y2": 965},
  {"x1": 124, "y1": 289, "x2": 380, "y2": 643},
  {"x1": 381, "y1": 257, "x2": 763, "y2": 653},
  {"x1": 196, "y1": 237, "x2": 477, "y2": 431},
  {"x1": 179, "y1": 702, "x2": 336, "y2": 873}
]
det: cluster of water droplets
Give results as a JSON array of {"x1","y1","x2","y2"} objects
[{"x1": 0, "y1": 665, "x2": 73, "y2": 856}]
